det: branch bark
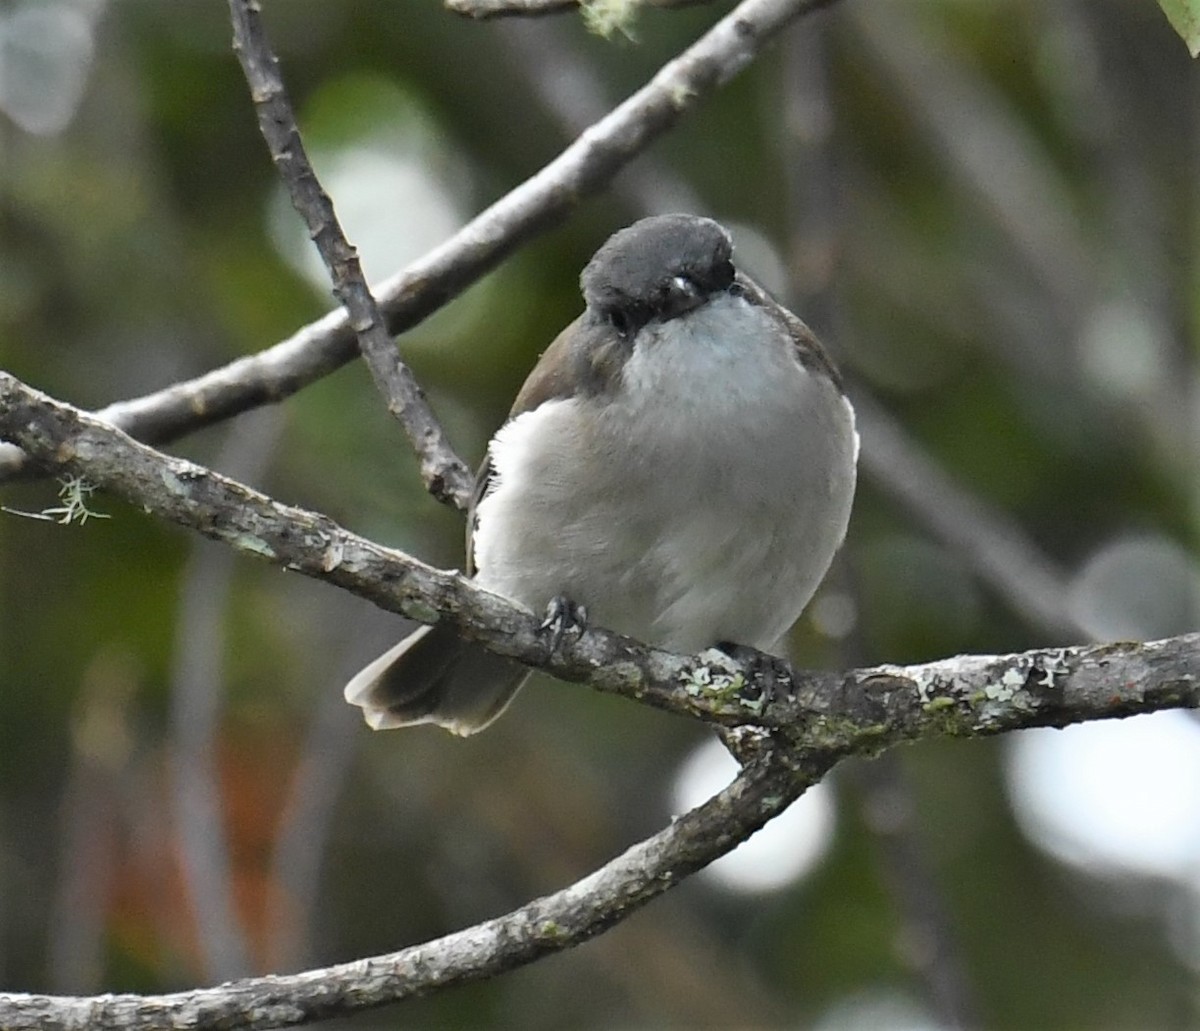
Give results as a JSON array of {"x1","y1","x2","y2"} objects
[
  {"x1": 0, "y1": 745, "x2": 825, "y2": 1031},
  {"x1": 0, "y1": 0, "x2": 841, "y2": 485},
  {"x1": 445, "y1": 0, "x2": 717, "y2": 18},
  {"x1": 5, "y1": 369, "x2": 1198, "y2": 742},
  {"x1": 229, "y1": 0, "x2": 473, "y2": 507},
  {"x1": 0, "y1": 237, "x2": 1183, "y2": 1031},
  {"x1": 2, "y1": 367, "x2": 1199, "y2": 1028}
]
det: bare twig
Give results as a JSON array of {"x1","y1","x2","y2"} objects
[
  {"x1": 49, "y1": 662, "x2": 130, "y2": 993},
  {"x1": 172, "y1": 538, "x2": 255, "y2": 980},
  {"x1": 446, "y1": 0, "x2": 714, "y2": 19},
  {"x1": 228, "y1": 0, "x2": 472, "y2": 507},
  {"x1": 850, "y1": 4, "x2": 1093, "y2": 397},
  {"x1": 0, "y1": 0, "x2": 844, "y2": 486},
  {"x1": 447, "y1": 0, "x2": 575, "y2": 16},
  {"x1": 852, "y1": 754, "x2": 980, "y2": 1029},
  {"x1": 852, "y1": 5, "x2": 1092, "y2": 327},
  {"x1": 264, "y1": 618, "x2": 372, "y2": 971},
  {"x1": 496, "y1": 18, "x2": 705, "y2": 214}
]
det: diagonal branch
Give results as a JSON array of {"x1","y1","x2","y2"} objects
[
  {"x1": 2, "y1": 371, "x2": 1198, "y2": 741},
  {"x1": 229, "y1": 0, "x2": 472, "y2": 507},
  {"x1": 446, "y1": 0, "x2": 721, "y2": 18},
  {"x1": 2, "y1": 374, "x2": 1198, "y2": 1029},
  {"x1": 0, "y1": 745, "x2": 826, "y2": 1031},
  {"x1": 0, "y1": 0, "x2": 844, "y2": 485},
  {"x1": 446, "y1": 0, "x2": 580, "y2": 15}
]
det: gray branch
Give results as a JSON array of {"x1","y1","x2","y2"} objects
[
  {"x1": 0, "y1": 0, "x2": 839, "y2": 485},
  {"x1": 2, "y1": 368, "x2": 1199, "y2": 1027},
  {"x1": 445, "y1": 0, "x2": 716, "y2": 19},
  {"x1": 0, "y1": 746, "x2": 824, "y2": 1031},
  {"x1": 446, "y1": 0, "x2": 577, "y2": 16},
  {"x1": 2, "y1": 371, "x2": 1198, "y2": 738},
  {"x1": 229, "y1": 0, "x2": 472, "y2": 507}
]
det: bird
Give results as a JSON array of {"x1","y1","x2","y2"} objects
[{"x1": 344, "y1": 213, "x2": 858, "y2": 735}]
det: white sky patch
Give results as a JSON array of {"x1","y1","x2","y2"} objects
[
  {"x1": 0, "y1": 0, "x2": 100, "y2": 136},
  {"x1": 813, "y1": 990, "x2": 947, "y2": 1031},
  {"x1": 1080, "y1": 298, "x2": 1167, "y2": 402},
  {"x1": 809, "y1": 589, "x2": 858, "y2": 640},
  {"x1": 1005, "y1": 710, "x2": 1200, "y2": 879},
  {"x1": 268, "y1": 143, "x2": 465, "y2": 292},
  {"x1": 671, "y1": 736, "x2": 836, "y2": 894},
  {"x1": 1068, "y1": 534, "x2": 1200, "y2": 642}
]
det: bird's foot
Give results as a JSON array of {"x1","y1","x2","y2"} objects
[
  {"x1": 540, "y1": 596, "x2": 589, "y2": 652},
  {"x1": 716, "y1": 641, "x2": 793, "y2": 710}
]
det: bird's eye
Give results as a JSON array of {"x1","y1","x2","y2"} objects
[{"x1": 609, "y1": 310, "x2": 630, "y2": 336}]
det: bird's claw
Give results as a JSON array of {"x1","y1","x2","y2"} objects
[
  {"x1": 540, "y1": 596, "x2": 588, "y2": 652},
  {"x1": 716, "y1": 641, "x2": 793, "y2": 709}
]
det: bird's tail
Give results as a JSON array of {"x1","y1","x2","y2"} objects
[{"x1": 343, "y1": 624, "x2": 527, "y2": 736}]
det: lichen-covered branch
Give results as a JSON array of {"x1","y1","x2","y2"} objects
[
  {"x1": 0, "y1": 744, "x2": 826, "y2": 1031},
  {"x1": 445, "y1": 0, "x2": 717, "y2": 20},
  {"x1": 3, "y1": 371, "x2": 1198, "y2": 742},
  {"x1": 446, "y1": 0, "x2": 576, "y2": 16},
  {"x1": 2, "y1": 376, "x2": 1199, "y2": 1030},
  {"x1": 228, "y1": 0, "x2": 472, "y2": 507},
  {"x1": 0, "y1": 0, "x2": 841, "y2": 485}
]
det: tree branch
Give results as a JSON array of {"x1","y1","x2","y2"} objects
[
  {"x1": 228, "y1": 0, "x2": 473, "y2": 507},
  {"x1": 0, "y1": 0, "x2": 842, "y2": 485},
  {"x1": 445, "y1": 0, "x2": 717, "y2": 19},
  {"x1": 2, "y1": 370, "x2": 1198, "y2": 1028},
  {"x1": 3, "y1": 370, "x2": 1198, "y2": 740},
  {"x1": 447, "y1": 0, "x2": 576, "y2": 16},
  {"x1": 0, "y1": 744, "x2": 826, "y2": 1031}
]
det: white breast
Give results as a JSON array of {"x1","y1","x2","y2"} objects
[{"x1": 472, "y1": 293, "x2": 857, "y2": 655}]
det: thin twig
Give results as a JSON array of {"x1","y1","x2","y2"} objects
[
  {"x1": 851, "y1": 392, "x2": 1081, "y2": 639},
  {"x1": 854, "y1": 5, "x2": 1092, "y2": 318},
  {"x1": 495, "y1": 17, "x2": 705, "y2": 213},
  {"x1": 446, "y1": 0, "x2": 714, "y2": 19},
  {"x1": 172, "y1": 538, "x2": 255, "y2": 979},
  {"x1": 264, "y1": 615, "x2": 373, "y2": 971},
  {"x1": 852, "y1": 754, "x2": 980, "y2": 1029},
  {"x1": 228, "y1": 0, "x2": 472, "y2": 507},
  {"x1": 0, "y1": 0, "x2": 844, "y2": 486},
  {"x1": 447, "y1": 0, "x2": 575, "y2": 16}
]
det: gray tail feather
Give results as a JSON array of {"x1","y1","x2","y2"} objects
[{"x1": 343, "y1": 623, "x2": 527, "y2": 736}]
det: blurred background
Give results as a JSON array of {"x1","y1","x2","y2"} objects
[{"x1": 2, "y1": 0, "x2": 1199, "y2": 1027}]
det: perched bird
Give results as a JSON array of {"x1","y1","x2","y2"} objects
[{"x1": 345, "y1": 214, "x2": 858, "y2": 735}]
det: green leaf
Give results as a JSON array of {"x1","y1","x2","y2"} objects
[{"x1": 1159, "y1": 0, "x2": 1200, "y2": 57}]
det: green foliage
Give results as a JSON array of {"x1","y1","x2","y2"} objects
[{"x1": 1159, "y1": 0, "x2": 1200, "y2": 56}]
